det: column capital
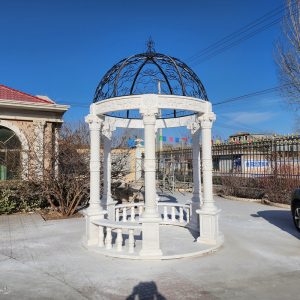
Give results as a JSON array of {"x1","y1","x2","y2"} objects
[
  {"x1": 85, "y1": 114, "x2": 104, "y2": 130},
  {"x1": 140, "y1": 107, "x2": 159, "y2": 125},
  {"x1": 102, "y1": 121, "x2": 115, "y2": 139},
  {"x1": 187, "y1": 121, "x2": 200, "y2": 134},
  {"x1": 198, "y1": 113, "x2": 216, "y2": 129}
]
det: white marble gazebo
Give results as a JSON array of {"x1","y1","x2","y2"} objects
[{"x1": 83, "y1": 46, "x2": 223, "y2": 259}]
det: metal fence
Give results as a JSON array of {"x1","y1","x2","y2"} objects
[
  {"x1": 155, "y1": 137, "x2": 300, "y2": 187},
  {"x1": 156, "y1": 148, "x2": 193, "y2": 191}
]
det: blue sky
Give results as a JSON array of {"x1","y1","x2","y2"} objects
[{"x1": 0, "y1": 0, "x2": 297, "y2": 140}]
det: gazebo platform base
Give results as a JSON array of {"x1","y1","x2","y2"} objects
[{"x1": 86, "y1": 225, "x2": 223, "y2": 260}]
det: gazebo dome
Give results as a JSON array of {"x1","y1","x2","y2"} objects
[{"x1": 93, "y1": 42, "x2": 209, "y2": 119}]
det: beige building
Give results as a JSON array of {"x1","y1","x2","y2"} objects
[
  {"x1": 229, "y1": 132, "x2": 273, "y2": 143},
  {"x1": 0, "y1": 84, "x2": 69, "y2": 180}
]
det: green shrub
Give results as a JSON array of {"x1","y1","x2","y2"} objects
[
  {"x1": 0, "y1": 189, "x2": 17, "y2": 214},
  {"x1": 0, "y1": 181, "x2": 48, "y2": 214}
]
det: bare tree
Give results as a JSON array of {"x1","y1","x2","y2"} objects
[
  {"x1": 276, "y1": 0, "x2": 300, "y2": 105},
  {"x1": 27, "y1": 122, "x2": 133, "y2": 217},
  {"x1": 1, "y1": 122, "x2": 136, "y2": 216},
  {"x1": 21, "y1": 123, "x2": 91, "y2": 217}
]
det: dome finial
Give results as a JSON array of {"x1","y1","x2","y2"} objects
[{"x1": 146, "y1": 36, "x2": 155, "y2": 53}]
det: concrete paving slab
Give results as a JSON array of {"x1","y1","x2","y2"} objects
[{"x1": 0, "y1": 194, "x2": 300, "y2": 299}]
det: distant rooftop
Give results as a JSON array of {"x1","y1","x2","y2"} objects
[{"x1": 0, "y1": 84, "x2": 54, "y2": 104}]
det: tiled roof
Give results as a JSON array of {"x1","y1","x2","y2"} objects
[{"x1": 0, "y1": 84, "x2": 54, "y2": 104}]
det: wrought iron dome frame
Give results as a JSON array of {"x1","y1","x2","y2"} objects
[{"x1": 93, "y1": 45, "x2": 209, "y2": 119}]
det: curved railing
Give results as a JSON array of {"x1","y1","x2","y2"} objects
[
  {"x1": 92, "y1": 219, "x2": 142, "y2": 254},
  {"x1": 115, "y1": 203, "x2": 144, "y2": 222},
  {"x1": 114, "y1": 202, "x2": 191, "y2": 225},
  {"x1": 91, "y1": 202, "x2": 192, "y2": 256},
  {"x1": 158, "y1": 202, "x2": 191, "y2": 224}
]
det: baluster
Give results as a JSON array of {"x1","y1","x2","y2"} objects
[
  {"x1": 98, "y1": 225, "x2": 104, "y2": 247},
  {"x1": 123, "y1": 208, "x2": 127, "y2": 222},
  {"x1": 171, "y1": 206, "x2": 176, "y2": 222},
  {"x1": 187, "y1": 208, "x2": 190, "y2": 223},
  {"x1": 131, "y1": 206, "x2": 135, "y2": 222},
  {"x1": 128, "y1": 229, "x2": 135, "y2": 253},
  {"x1": 116, "y1": 208, "x2": 120, "y2": 221},
  {"x1": 138, "y1": 205, "x2": 143, "y2": 217},
  {"x1": 116, "y1": 228, "x2": 123, "y2": 252},
  {"x1": 163, "y1": 206, "x2": 168, "y2": 221},
  {"x1": 105, "y1": 227, "x2": 112, "y2": 250},
  {"x1": 179, "y1": 207, "x2": 184, "y2": 223}
]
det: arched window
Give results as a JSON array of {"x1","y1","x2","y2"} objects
[{"x1": 0, "y1": 125, "x2": 22, "y2": 180}]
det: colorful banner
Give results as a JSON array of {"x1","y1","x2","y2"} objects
[
  {"x1": 159, "y1": 136, "x2": 191, "y2": 143},
  {"x1": 128, "y1": 135, "x2": 193, "y2": 146}
]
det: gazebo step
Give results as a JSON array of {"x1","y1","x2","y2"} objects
[{"x1": 87, "y1": 225, "x2": 222, "y2": 260}]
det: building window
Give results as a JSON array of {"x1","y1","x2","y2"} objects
[{"x1": 0, "y1": 126, "x2": 22, "y2": 180}]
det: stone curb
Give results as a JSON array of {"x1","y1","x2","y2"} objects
[
  {"x1": 219, "y1": 194, "x2": 290, "y2": 209},
  {"x1": 220, "y1": 194, "x2": 261, "y2": 203},
  {"x1": 261, "y1": 199, "x2": 290, "y2": 209}
]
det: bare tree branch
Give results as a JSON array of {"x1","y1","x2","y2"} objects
[{"x1": 276, "y1": 0, "x2": 300, "y2": 106}]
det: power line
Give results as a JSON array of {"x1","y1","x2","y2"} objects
[
  {"x1": 187, "y1": 3, "x2": 298, "y2": 66},
  {"x1": 217, "y1": 115, "x2": 265, "y2": 133},
  {"x1": 58, "y1": 102, "x2": 89, "y2": 107},
  {"x1": 214, "y1": 122, "x2": 258, "y2": 132},
  {"x1": 191, "y1": 18, "x2": 282, "y2": 65},
  {"x1": 161, "y1": 84, "x2": 287, "y2": 117},
  {"x1": 212, "y1": 84, "x2": 288, "y2": 106},
  {"x1": 186, "y1": 4, "x2": 285, "y2": 63}
]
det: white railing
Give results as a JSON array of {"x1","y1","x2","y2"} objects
[
  {"x1": 157, "y1": 202, "x2": 191, "y2": 224},
  {"x1": 92, "y1": 219, "x2": 142, "y2": 254},
  {"x1": 114, "y1": 202, "x2": 191, "y2": 225},
  {"x1": 115, "y1": 203, "x2": 144, "y2": 222}
]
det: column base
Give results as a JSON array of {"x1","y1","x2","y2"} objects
[
  {"x1": 141, "y1": 208, "x2": 161, "y2": 220},
  {"x1": 83, "y1": 209, "x2": 107, "y2": 246},
  {"x1": 196, "y1": 208, "x2": 224, "y2": 245},
  {"x1": 139, "y1": 217, "x2": 162, "y2": 258}
]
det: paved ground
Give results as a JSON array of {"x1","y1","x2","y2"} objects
[{"x1": 0, "y1": 194, "x2": 300, "y2": 300}]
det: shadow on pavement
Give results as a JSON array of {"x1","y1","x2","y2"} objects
[
  {"x1": 126, "y1": 281, "x2": 166, "y2": 300},
  {"x1": 254, "y1": 210, "x2": 300, "y2": 239},
  {"x1": 158, "y1": 194, "x2": 177, "y2": 203}
]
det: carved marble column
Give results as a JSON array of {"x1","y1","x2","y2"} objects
[
  {"x1": 155, "y1": 127, "x2": 160, "y2": 203},
  {"x1": 139, "y1": 106, "x2": 162, "y2": 257},
  {"x1": 197, "y1": 113, "x2": 223, "y2": 245},
  {"x1": 187, "y1": 120, "x2": 201, "y2": 227},
  {"x1": 84, "y1": 114, "x2": 106, "y2": 246},
  {"x1": 135, "y1": 138, "x2": 143, "y2": 182},
  {"x1": 102, "y1": 121, "x2": 116, "y2": 220}
]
